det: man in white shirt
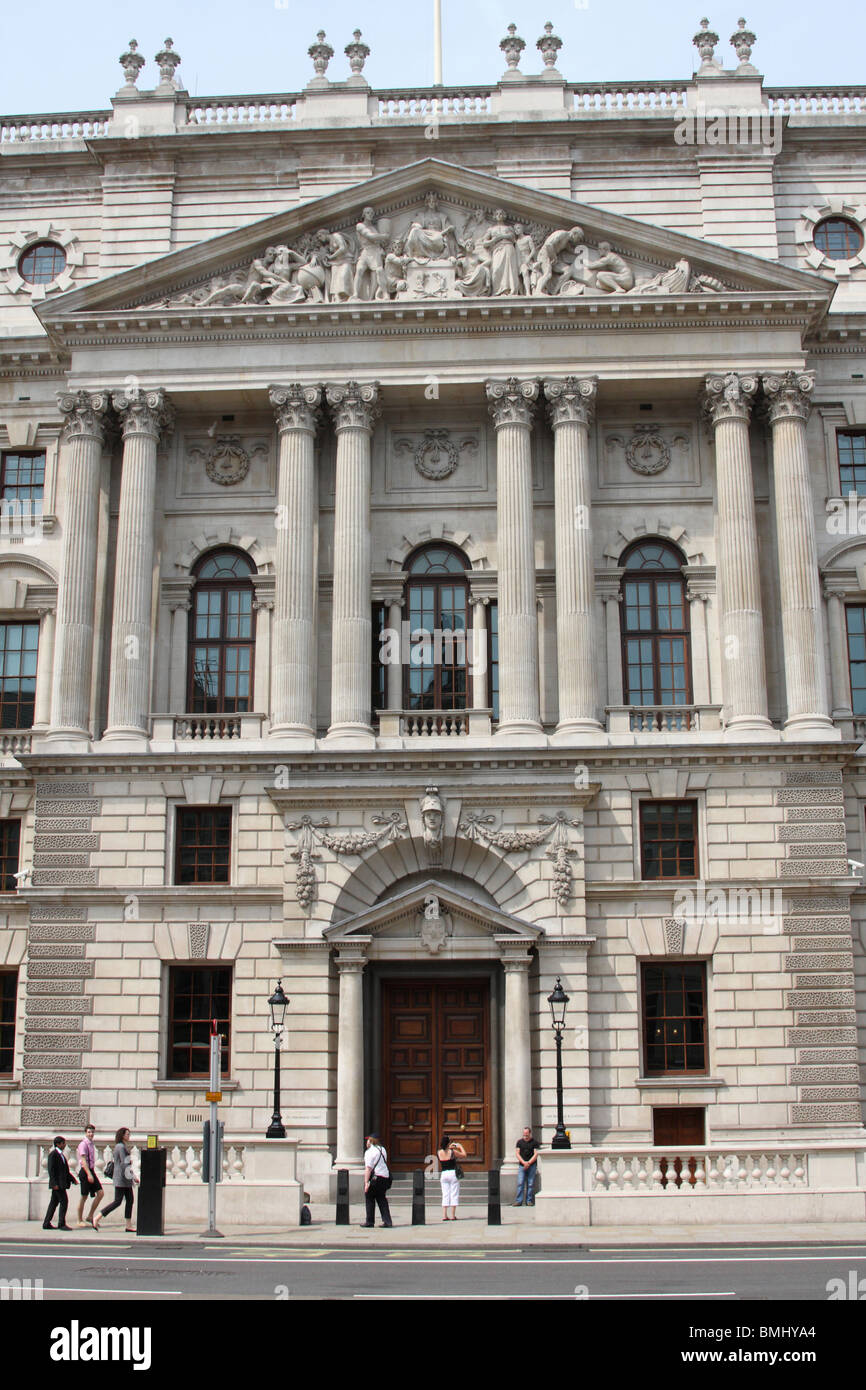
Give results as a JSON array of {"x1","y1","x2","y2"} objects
[{"x1": 362, "y1": 1134, "x2": 394, "y2": 1228}]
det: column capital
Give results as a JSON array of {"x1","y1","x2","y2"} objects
[
  {"x1": 111, "y1": 386, "x2": 174, "y2": 440},
  {"x1": 762, "y1": 370, "x2": 815, "y2": 425},
  {"x1": 702, "y1": 372, "x2": 759, "y2": 426},
  {"x1": 543, "y1": 376, "x2": 598, "y2": 429},
  {"x1": 325, "y1": 380, "x2": 381, "y2": 432},
  {"x1": 335, "y1": 952, "x2": 368, "y2": 973},
  {"x1": 57, "y1": 389, "x2": 111, "y2": 443},
  {"x1": 486, "y1": 376, "x2": 539, "y2": 429},
  {"x1": 269, "y1": 382, "x2": 322, "y2": 434}
]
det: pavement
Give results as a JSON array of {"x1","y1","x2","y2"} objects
[{"x1": 5, "y1": 1213, "x2": 866, "y2": 1247}]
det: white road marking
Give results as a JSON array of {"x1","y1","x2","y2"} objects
[
  {"x1": 39, "y1": 1286, "x2": 183, "y2": 1296},
  {"x1": 1, "y1": 1250, "x2": 863, "y2": 1266}
]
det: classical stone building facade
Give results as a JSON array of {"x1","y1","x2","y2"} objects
[{"x1": 0, "y1": 21, "x2": 865, "y2": 1220}]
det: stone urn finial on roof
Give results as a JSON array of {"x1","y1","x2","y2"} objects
[
  {"x1": 692, "y1": 17, "x2": 720, "y2": 70},
  {"x1": 118, "y1": 39, "x2": 145, "y2": 92},
  {"x1": 154, "y1": 38, "x2": 182, "y2": 91},
  {"x1": 500, "y1": 23, "x2": 526, "y2": 78},
  {"x1": 536, "y1": 22, "x2": 563, "y2": 75},
  {"x1": 345, "y1": 28, "x2": 370, "y2": 82},
  {"x1": 730, "y1": 17, "x2": 757, "y2": 70},
  {"x1": 308, "y1": 29, "x2": 334, "y2": 85}
]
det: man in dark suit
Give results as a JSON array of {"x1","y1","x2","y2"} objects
[{"x1": 43, "y1": 1136, "x2": 73, "y2": 1230}]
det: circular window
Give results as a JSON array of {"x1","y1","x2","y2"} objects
[
  {"x1": 17, "y1": 241, "x2": 67, "y2": 285},
  {"x1": 813, "y1": 217, "x2": 864, "y2": 262}
]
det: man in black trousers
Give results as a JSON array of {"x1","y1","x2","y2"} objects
[{"x1": 43, "y1": 1135, "x2": 73, "y2": 1230}]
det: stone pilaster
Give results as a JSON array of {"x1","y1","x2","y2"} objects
[
  {"x1": 48, "y1": 391, "x2": 110, "y2": 742},
  {"x1": 269, "y1": 384, "x2": 322, "y2": 738},
  {"x1": 32, "y1": 607, "x2": 56, "y2": 732},
  {"x1": 325, "y1": 381, "x2": 380, "y2": 743},
  {"x1": 823, "y1": 584, "x2": 854, "y2": 729},
  {"x1": 501, "y1": 949, "x2": 533, "y2": 1159},
  {"x1": 702, "y1": 373, "x2": 772, "y2": 735},
  {"x1": 334, "y1": 951, "x2": 367, "y2": 1166},
  {"x1": 486, "y1": 377, "x2": 542, "y2": 739},
  {"x1": 104, "y1": 388, "x2": 173, "y2": 742},
  {"x1": 763, "y1": 371, "x2": 834, "y2": 737},
  {"x1": 469, "y1": 594, "x2": 490, "y2": 710},
  {"x1": 544, "y1": 376, "x2": 603, "y2": 740}
]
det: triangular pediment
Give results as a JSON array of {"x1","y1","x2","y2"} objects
[
  {"x1": 37, "y1": 158, "x2": 833, "y2": 327},
  {"x1": 323, "y1": 878, "x2": 542, "y2": 942}
]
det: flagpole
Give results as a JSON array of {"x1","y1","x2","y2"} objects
[{"x1": 433, "y1": 0, "x2": 443, "y2": 85}]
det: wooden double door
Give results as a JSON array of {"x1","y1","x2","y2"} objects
[{"x1": 382, "y1": 978, "x2": 490, "y2": 1170}]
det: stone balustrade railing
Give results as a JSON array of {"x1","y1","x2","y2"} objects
[
  {"x1": 185, "y1": 95, "x2": 299, "y2": 126},
  {"x1": 593, "y1": 1148, "x2": 809, "y2": 1193},
  {"x1": 765, "y1": 87, "x2": 866, "y2": 114},
  {"x1": 0, "y1": 112, "x2": 111, "y2": 143},
  {"x1": 150, "y1": 713, "x2": 266, "y2": 741},
  {"x1": 5, "y1": 85, "x2": 866, "y2": 143},
  {"x1": 35, "y1": 1138, "x2": 245, "y2": 1183},
  {"x1": 377, "y1": 708, "x2": 493, "y2": 738},
  {"x1": 0, "y1": 731, "x2": 32, "y2": 756},
  {"x1": 607, "y1": 704, "x2": 724, "y2": 734}
]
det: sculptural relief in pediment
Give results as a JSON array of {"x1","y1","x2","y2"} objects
[{"x1": 139, "y1": 192, "x2": 732, "y2": 310}]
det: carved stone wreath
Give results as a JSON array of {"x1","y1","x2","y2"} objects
[
  {"x1": 188, "y1": 434, "x2": 266, "y2": 487},
  {"x1": 413, "y1": 428, "x2": 458, "y2": 480}
]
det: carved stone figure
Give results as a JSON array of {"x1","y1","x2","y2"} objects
[
  {"x1": 384, "y1": 237, "x2": 410, "y2": 296},
  {"x1": 404, "y1": 194, "x2": 458, "y2": 263},
  {"x1": 513, "y1": 224, "x2": 536, "y2": 296},
  {"x1": 353, "y1": 207, "x2": 391, "y2": 301},
  {"x1": 482, "y1": 209, "x2": 520, "y2": 296},
  {"x1": 631, "y1": 258, "x2": 692, "y2": 295},
  {"x1": 535, "y1": 226, "x2": 585, "y2": 295},
  {"x1": 588, "y1": 241, "x2": 635, "y2": 293},
  {"x1": 420, "y1": 785, "x2": 445, "y2": 865},
  {"x1": 325, "y1": 229, "x2": 355, "y2": 301}
]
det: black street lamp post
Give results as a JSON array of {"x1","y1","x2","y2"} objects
[
  {"x1": 547, "y1": 976, "x2": 571, "y2": 1149},
  {"x1": 266, "y1": 980, "x2": 289, "y2": 1139}
]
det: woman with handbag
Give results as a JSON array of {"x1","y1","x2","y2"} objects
[
  {"x1": 437, "y1": 1133, "x2": 467, "y2": 1221},
  {"x1": 96, "y1": 1127, "x2": 138, "y2": 1232}
]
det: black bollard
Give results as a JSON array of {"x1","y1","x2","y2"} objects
[
  {"x1": 412, "y1": 1168, "x2": 426, "y2": 1225},
  {"x1": 487, "y1": 1168, "x2": 501, "y2": 1226},
  {"x1": 136, "y1": 1147, "x2": 167, "y2": 1236},
  {"x1": 336, "y1": 1168, "x2": 349, "y2": 1225}
]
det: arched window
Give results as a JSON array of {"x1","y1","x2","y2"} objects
[
  {"x1": 188, "y1": 549, "x2": 256, "y2": 713},
  {"x1": 620, "y1": 540, "x2": 691, "y2": 707},
  {"x1": 404, "y1": 544, "x2": 470, "y2": 712}
]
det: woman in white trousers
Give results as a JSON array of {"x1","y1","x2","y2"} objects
[{"x1": 437, "y1": 1133, "x2": 467, "y2": 1221}]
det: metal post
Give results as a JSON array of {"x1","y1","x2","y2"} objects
[
  {"x1": 336, "y1": 1168, "x2": 350, "y2": 1225},
  {"x1": 552, "y1": 1026, "x2": 571, "y2": 1149},
  {"x1": 433, "y1": 0, "x2": 443, "y2": 85},
  {"x1": 206, "y1": 1023, "x2": 224, "y2": 1236},
  {"x1": 266, "y1": 1031, "x2": 286, "y2": 1138},
  {"x1": 487, "y1": 1168, "x2": 501, "y2": 1225},
  {"x1": 412, "y1": 1169, "x2": 426, "y2": 1225}
]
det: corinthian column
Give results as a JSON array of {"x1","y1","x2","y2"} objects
[
  {"x1": 702, "y1": 373, "x2": 772, "y2": 735},
  {"x1": 544, "y1": 376, "x2": 603, "y2": 741},
  {"x1": 502, "y1": 951, "x2": 533, "y2": 1160},
  {"x1": 325, "y1": 381, "x2": 380, "y2": 744},
  {"x1": 486, "y1": 378, "x2": 543, "y2": 740},
  {"x1": 269, "y1": 384, "x2": 322, "y2": 739},
  {"x1": 763, "y1": 371, "x2": 833, "y2": 737},
  {"x1": 104, "y1": 388, "x2": 173, "y2": 742},
  {"x1": 48, "y1": 390, "x2": 110, "y2": 742}
]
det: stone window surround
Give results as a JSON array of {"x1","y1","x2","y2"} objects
[
  {"x1": 155, "y1": 958, "x2": 238, "y2": 1085},
  {"x1": 629, "y1": 790, "x2": 708, "y2": 885},
  {"x1": 796, "y1": 199, "x2": 866, "y2": 279},
  {"x1": 0, "y1": 223, "x2": 82, "y2": 300},
  {"x1": 635, "y1": 954, "x2": 716, "y2": 1082},
  {"x1": 0, "y1": 423, "x2": 61, "y2": 530},
  {"x1": 165, "y1": 799, "x2": 238, "y2": 888}
]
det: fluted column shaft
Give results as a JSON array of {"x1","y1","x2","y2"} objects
[
  {"x1": 105, "y1": 389, "x2": 172, "y2": 739},
  {"x1": 49, "y1": 391, "x2": 110, "y2": 739},
  {"x1": 502, "y1": 954, "x2": 533, "y2": 1154},
  {"x1": 335, "y1": 956, "x2": 366, "y2": 1166},
  {"x1": 764, "y1": 371, "x2": 832, "y2": 734},
  {"x1": 326, "y1": 382, "x2": 380, "y2": 741},
  {"x1": 486, "y1": 378, "x2": 542, "y2": 736},
  {"x1": 702, "y1": 374, "x2": 771, "y2": 732},
  {"x1": 545, "y1": 377, "x2": 602, "y2": 738},
  {"x1": 269, "y1": 385, "x2": 322, "y2": 737}
]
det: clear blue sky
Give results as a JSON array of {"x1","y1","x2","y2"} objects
[{"x1": 3, "y1": 0, "x2": 863, "y2": 113}]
